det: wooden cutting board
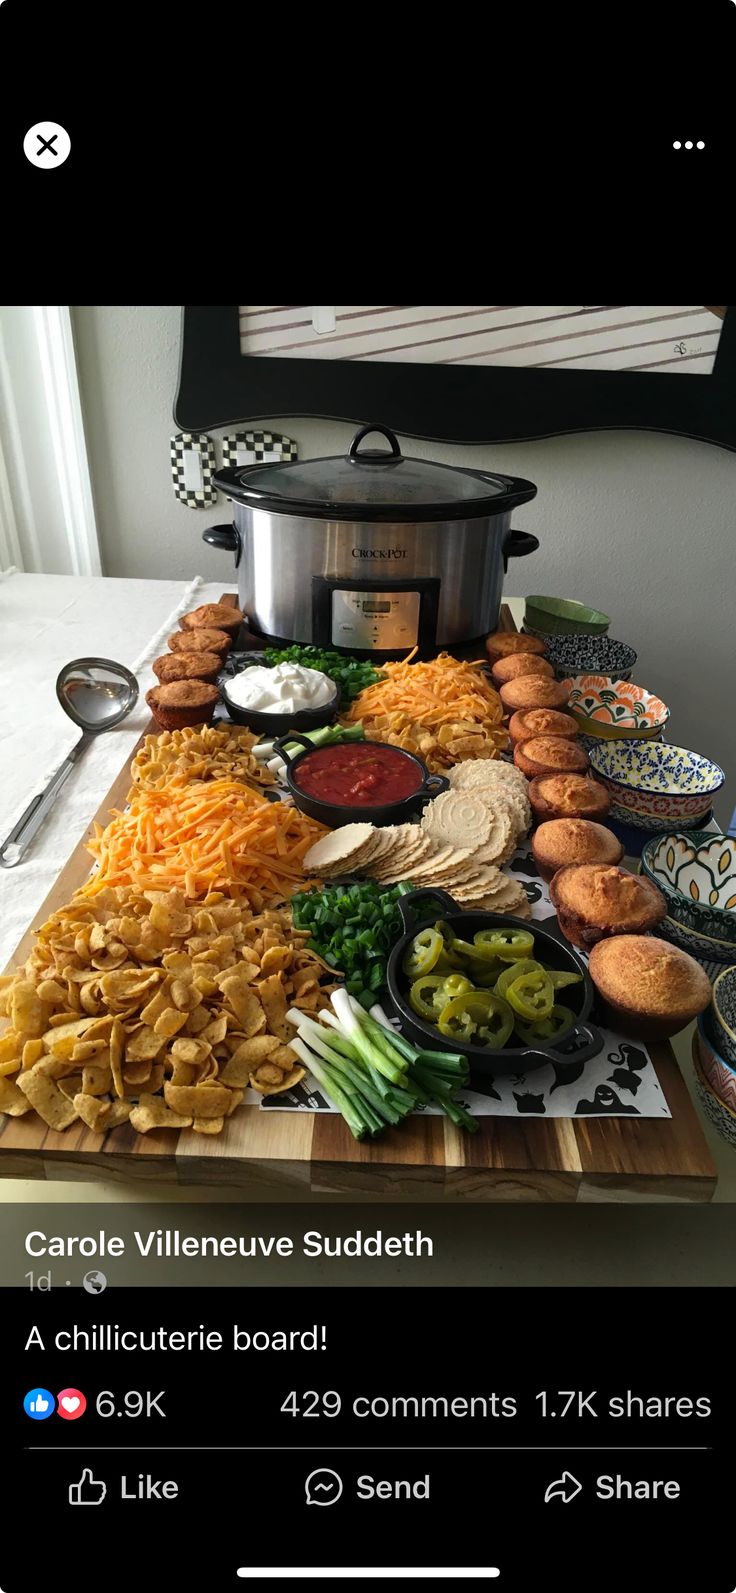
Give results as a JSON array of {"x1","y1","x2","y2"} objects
[{"x1": 0, "y1": 601, "x2": 717, "y2": 1201}]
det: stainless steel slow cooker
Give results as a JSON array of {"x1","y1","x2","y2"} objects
[{"x1": 206, "y1": 424, "x2": 538, "y2": 655}]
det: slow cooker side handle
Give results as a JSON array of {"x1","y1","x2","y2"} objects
[
  {"x1": 202, "y1": 524, "x2": 242, "y2": 568},
  {"x1": 503, "y1": 529, "x2": 539, "y2": 572}
]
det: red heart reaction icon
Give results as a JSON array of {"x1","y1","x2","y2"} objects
[{"x1": 57, "y1": 1388, "x2": 87, "y2": 1421}]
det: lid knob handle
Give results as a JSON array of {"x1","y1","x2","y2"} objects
[{"x1": 347, "y1": 424, "x2": 403, "y2": 463}]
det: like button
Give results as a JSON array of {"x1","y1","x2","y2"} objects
[
  {"x1": 24, "y1": 1388, "x2": 56, "y2": 1420},
  {"x1": 69, "y1": 1470, "x2": 106, "y2": 1507}
]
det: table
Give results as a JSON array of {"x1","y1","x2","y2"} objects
[{"x1": 0, "y1": 574, "x2": 721, "y2": 1201}]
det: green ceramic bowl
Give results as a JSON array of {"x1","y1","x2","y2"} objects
[{"x1": 524, "y1": 596, "x2": 611, "y2": 637}]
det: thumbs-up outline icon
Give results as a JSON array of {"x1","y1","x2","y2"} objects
[{"x1": 69, "y1": 1469, "x2": 106, "y2": 1506}]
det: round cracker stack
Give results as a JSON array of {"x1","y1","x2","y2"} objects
[{"x1": 301, "y1": 756, "x2": 533, "y2": 918}]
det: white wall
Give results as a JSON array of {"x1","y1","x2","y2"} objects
[{"x1": 72, "y1": 304, "x2": 736, "y2": 822}]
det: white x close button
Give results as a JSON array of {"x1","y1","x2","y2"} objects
[{"x1": 23, "y1": 121, "x2": 71, "y2": 168}]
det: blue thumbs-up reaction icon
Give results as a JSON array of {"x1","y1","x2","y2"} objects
[{"x1": 24, "y1": 1388, "x2": 56, "y2": 1420}]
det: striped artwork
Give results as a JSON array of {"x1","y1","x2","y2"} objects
[{"x1": 238, "y1": 305, "x2": 724, "y2": 374}]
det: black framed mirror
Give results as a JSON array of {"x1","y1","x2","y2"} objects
[{"x1": 175, "y1": 305, "x2": 736, "y2": 452}]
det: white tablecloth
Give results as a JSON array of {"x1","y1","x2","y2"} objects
[{"x1": 0, "y1": 572, "x2": 232, "y2": 969}]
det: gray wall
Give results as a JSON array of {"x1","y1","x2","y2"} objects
[{"x1": 72, "y1": 304, "x2": 735, "y2": 822}]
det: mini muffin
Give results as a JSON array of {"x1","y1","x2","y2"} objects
[
  {"x1": 532, "y1": 819, "x2": 624, "y2": 883},
  {"x1": 152, "y1": 651, "x2": 222, "y2": 685},
  {"x1": 168, "y1": 627, "x2": 232, "y2": 656},
  {"x1": 180, "y1": 602, "x2": 243, "y2": 638},
  {"x1": 485, "y1": 631, "x2": 548, "y2": 666},
  {"x1": 145, "y1": 680, "x2": 220, "y2": 731},
  {"x1": 500, "y1": 676, "x2": 571, "y2": 714},
  {"x1": 549, "y1": 863, "x2": 667, "y2": 950},
  {"x1": 491, "y1": 653, "x2": 555, "y2": 688},
  {"x1": 514, "y1": 736, "x2": 590, "y2": 779},
  {"x1": 508, "y1": 708, "x2": 580, "y2": 748},
  {"x1": 529, "y1": 774, "x2": 610, "y2": 824},
  {"x1": 589, "y1": 935, "x2": 712, "y2": 1040}
]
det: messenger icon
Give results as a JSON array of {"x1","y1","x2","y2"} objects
[{"x1": 304, "y1": 1469, "x2": 343, "y2": 1507}]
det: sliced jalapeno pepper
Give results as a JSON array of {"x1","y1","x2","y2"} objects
[
  {"x1": 465, "y1": 958, "x2": 503, "y2": 987},
  {"x1": 438, "y1": 991, "x2": 514, "y2": 1048},
  {"x1": 409, "y1": 975, "x2": 448, "y2": 1020},
  {"x1": 494, "y1": 958, "x2": 544, "y2": 1000},
  {"x1": 438, "y1": 974, "x2": 475, "y2": 1001},
  {"x1": 514, "y1": 1005, "x2": 576, "y2": 1045},
  {"x1": 402, "y1": 927, "x2": 445, "y2": 978},
  {"x1": 475, "y1": 928, "x2": 535, "y2": 962},
  {"x1": 432, "y1": 923, "x2": 465, "y2": 967},
  {"x1": 441, "y1": 936, "x2": 486, "y2": 963},
  {"x1": 549, "y1": 970, "x2": 583, "y2": 990},
  {"x1": 506, "y1": 969, "x2": 554, "y2": 1021}
]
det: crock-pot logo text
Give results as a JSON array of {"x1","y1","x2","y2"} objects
[{"x1": 351, "y1": 547, "x2": 407, "y2": 559}]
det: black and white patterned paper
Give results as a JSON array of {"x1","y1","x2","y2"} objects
[{"x1": 256, "y1": 840, "x2": 671, "y2": 1122}]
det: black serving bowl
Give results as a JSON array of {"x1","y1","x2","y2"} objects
[
  {"x1": 219, "y1": 666, "x2": 341, "y2": 737},
  {"x1": 274, "y1": 734, "x2": 449, "y2": 829},
  {"x1": 386, "y1": 887, "x2": 603, "y2": 1080}
]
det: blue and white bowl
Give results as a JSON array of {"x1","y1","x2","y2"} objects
[
  {"x1": 589, "y1": 740, "x2": 725, "y2": 829},
  {"x1": 654, "y1": 911, "x2": 734, "y2": 979},
  {"x1": 543, "y1": 634, "x2": 637, "y2": 682},
  {"x1": 711, "y1": 967, "x2": 736, "y2": 1067}
]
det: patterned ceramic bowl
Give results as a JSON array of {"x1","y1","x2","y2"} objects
[
  {"x1": 655, "y1": 911, "x2": 735, "y2": 979},
  {"x1": 588, "y1": 740, "x2": 724, "y2": 827},
  {"x1": 523, "y1": 597, "x2": 610, "y2": 636},
  {"x1": 543, "y1": 635, "x2": 637, "y2": 682},
  {"x1": 563, "y1": 676, "x2": 669, "y2": 740},
  {"x1": 696, "y1": 1016, "x2": 736, "y2": 1114},
  {"x1": 711, "y1": 966, "x2": 736, "y2": 1066},
  {"x1": 692, "y1": 1037, "x2": 736, "y2": 1150},
  {"x1": 640, "y1": 831, "x2": 736, "y2": 948}
]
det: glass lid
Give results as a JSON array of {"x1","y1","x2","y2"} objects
[{"x1": 214, "y1": 425, "x2": 537, "y2": 522}]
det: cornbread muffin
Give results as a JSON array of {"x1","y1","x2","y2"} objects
[
  {"x1": 485, "y1": 631, "x2": 548, "y2": 666},
  {"x1": 529, "y1": 774, "x2": 610, "y2": 824},
  {"x1": 532, "y1": 819, "x2": 624, "y2": 883},
  {"x1": 508, "y1": 708, "x2": 580, "y2": 748},
  {"x1": 180, "y1": 602, "x2": 243, "y2": 638},
  {"x1": 152, "y1": 651, "x2": 222, "y2": 685},
  {"x1": 145, "y1": 680, "x2": 220, "y2": 731},
  {"x1": 549, "y1": 863, "x2": 667, "y2": 950},
  {"x1": 491, "y1": 653, "x2": 555, "y2": 688},
  {"x1": 168, "y1": 628, "x2": 232, "y2": 656},
  {"x1": 514, "y1": 736, "x2": 590, "y2": 780},
  {"x1": 500, "y1": 676, "x2": 571, "y2": 714},
  {"x1": 589, "y1": 935, "x2": 712, "y2": 1040}
]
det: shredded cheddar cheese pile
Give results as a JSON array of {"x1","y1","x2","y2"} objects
[
  {"x1": 82, "y1": 781, "x2": 328, "y2": 908},
  {"x1": 342, "y1": 650, "x2": 508, "y2": 768}
]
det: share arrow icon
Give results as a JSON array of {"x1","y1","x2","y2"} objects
[{"x1": 544, "y1": 1471, "x2": 583, "y2": 1504}]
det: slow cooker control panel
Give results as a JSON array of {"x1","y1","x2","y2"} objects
[
  {"x1": 330, "y1": 587, "x2": 421, "y2": 650},
  {"x1": 312, "y1": 575, "x2": 440, "y2": 656}
]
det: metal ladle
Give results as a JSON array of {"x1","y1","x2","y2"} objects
[{"x1": 0, "y1": 657, "x2": 139, "y2": 868}]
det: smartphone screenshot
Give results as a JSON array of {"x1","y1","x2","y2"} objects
[{"x1": 1, "y1": 5, "x2": 734, "y2": 1587}]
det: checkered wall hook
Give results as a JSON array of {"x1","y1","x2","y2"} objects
[
  {"x1": 171, "y1": 432, "x2": 218, "y2": 506},
  {"x1": 221, "y1": 431, "x2": 298, "y2": 468}
]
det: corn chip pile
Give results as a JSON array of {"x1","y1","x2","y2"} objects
[{"x1": 0, "y1": 887, "x2": 340, "y2": 1135}]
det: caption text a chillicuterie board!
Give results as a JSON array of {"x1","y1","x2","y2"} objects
[{"x1": 24, "y1": 1229, "x2": 433, "y2": 1260}]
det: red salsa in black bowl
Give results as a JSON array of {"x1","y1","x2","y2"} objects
[{"x1": 273, "y1": 734, "x2": 449, "y2": 828}]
